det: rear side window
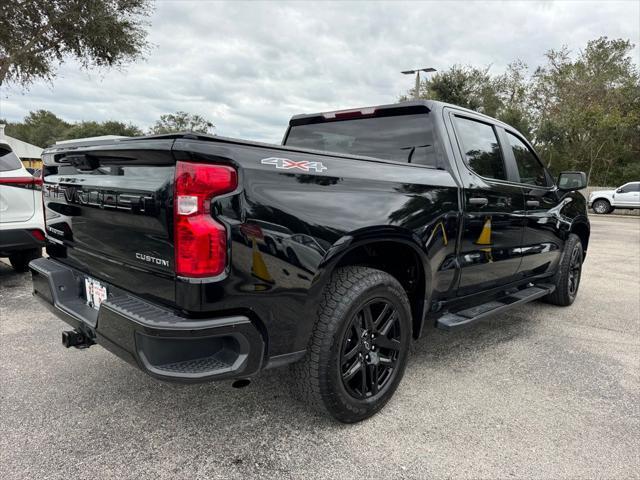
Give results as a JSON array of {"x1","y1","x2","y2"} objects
[
  {"x1": 285, "y1": 114, "x2": 438, "y2": 167},
  {"x1": 0, "y1": 145, "x2": 23, "y2": 172},
  {"x1": 454, "y1": 116, "x2": 506, "y2": 180},
  {"x1": 506, "y1": 131, "x2": 550, "y2": 187}
]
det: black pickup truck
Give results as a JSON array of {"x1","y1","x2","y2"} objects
[{"x1": 30, "y1": 100, "x2": 590, "y2": 422}]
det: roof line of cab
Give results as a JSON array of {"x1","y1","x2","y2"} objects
[{"x1": 287, "y1": 99, "x2": 512, "y2": 130}]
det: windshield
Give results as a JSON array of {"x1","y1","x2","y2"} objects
[{"x1": 285, "y1": 114, "x2": 437, "y2": 167}]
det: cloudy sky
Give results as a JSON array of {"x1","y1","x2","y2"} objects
[{"x1": 1, "y1": 0, "x2": 638, "y2": 143}]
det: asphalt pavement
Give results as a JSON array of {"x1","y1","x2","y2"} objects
[{"x1": 1, "y1": 215, "x2": 638, "y2": 479}]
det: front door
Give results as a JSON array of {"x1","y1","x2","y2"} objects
[
  {"x1": 502, "y1": 129, "x2": 563, "y2": 277},
  {"x1": 614, "y1": 182, "x2": 640, "y2": 207},
  {"x1": 447, "y1": 113, "x2": 525, "y2": 296}
]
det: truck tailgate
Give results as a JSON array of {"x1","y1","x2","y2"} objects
[{"x1": 42, "y1": 140, "x2": 177, "y2": 307}]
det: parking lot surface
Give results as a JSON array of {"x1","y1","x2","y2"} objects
[{"x1": 1, "y1": 215, "x2": 639, "y2": 479}]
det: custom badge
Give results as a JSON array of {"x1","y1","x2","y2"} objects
[{"x1": 261, "y1": 157, "x2": 327, "y2": 173}]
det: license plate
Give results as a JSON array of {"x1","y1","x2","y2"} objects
[{"x1": 84, "y1": 277, "x2": 107, "y2": 310}]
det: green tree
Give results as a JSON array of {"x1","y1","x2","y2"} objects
[
  {"x1": 64, "y1": 120, "x2": 143, "y2": 139},
  {"x1": 149, "y1": 111, "x2": 215, "y2": 134},
  {"x1": 400, "y1": 37, "x2": 640, "y2": 186},
  {"x1": 3, "y1": 111, "x2": 144, "y2": 147},
  {"x1": 532, "y1": 37, "x2": 640, "y2": 185},
  {"x1": 4, "y1": 110, "x2": 70, "y2": 147},
  {"x1": 0, "y1": 0, "x2": 152, "y2": 88},
  {"x1": 402, "y1": 65, "x2": 501, "y2": 116},
  {"x1": 401, "y1": 64, "x2": 531, "y2": 133}
]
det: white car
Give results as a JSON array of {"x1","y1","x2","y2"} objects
[
  {"x1": 588, "y1": 181, "x2": 640, "y2": 214},
  {"x1": 0, "y1": 143, "x2": 44, "y2": 271}
]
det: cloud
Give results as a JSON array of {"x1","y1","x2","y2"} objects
[{"x1": 1, "y1": 0, "x2": 638, "y2": 143}]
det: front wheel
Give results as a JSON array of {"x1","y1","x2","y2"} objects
[
  {"x1": 592, "y1": 199, "x2": 611, "y2": 214},
  {"x1": 291, "y1": 266, "x2": 412, "y2": 423},
  {"x1": 544, "y1": 234, "x2": 583, "y2": 306}
]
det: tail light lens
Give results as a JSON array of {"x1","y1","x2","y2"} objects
[
  {"x1": 30, "y1": 229, "x2": 45, "y2": 242},
  {"x1": 0, "y1": 176, "x2": 41, "y2": 186},
  {"x1": 174, "y1": 161, "x2": 237, "y2": 277}
]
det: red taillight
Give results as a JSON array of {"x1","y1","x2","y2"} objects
[
  {"x1": 0, "y1": 176, "x2": 39, "y2": 186},
  {"x1": 31, "y1": 229, "x2": 45, "y2": 242},
  {"x1": 174, "y1": 161, "x2": 237, "y2": 277}
]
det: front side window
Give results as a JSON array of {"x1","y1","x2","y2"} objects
[
  {"x1": 506, "y1": 131, "x2": 549, "y2": 187},
  {"x1": 454, "y1": 116, "x2": 506, "y2": 180},
  {"x1": 618, "y1": 183, "x2": 640, "y2": 193}
]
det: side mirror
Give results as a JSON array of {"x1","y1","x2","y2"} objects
[
  {"x1": 616, "y1": 188, "x2": 623, "y2": 193},
  {"x1": 557, "y1": 171, "x2": 587, "y2": 191}
]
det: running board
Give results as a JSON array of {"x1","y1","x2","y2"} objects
[{"x1": 436, "y1": 284, "x2": 555, "y2": 331}]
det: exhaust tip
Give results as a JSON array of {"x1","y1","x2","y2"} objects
[{"x1": 232, "y1": 379, "x2": 251, "y2": 389}]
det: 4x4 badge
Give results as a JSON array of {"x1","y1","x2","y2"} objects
[{"x1": 261, "y1": 157, "x2": 327, "y2": 173}]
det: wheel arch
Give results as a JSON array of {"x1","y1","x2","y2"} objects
[
  {"x1": 310, "y1": 228, "x2": 432, "y2": 340},
  {"x1": 570, "y1": 219, "x2": 590, "y2": 256}
]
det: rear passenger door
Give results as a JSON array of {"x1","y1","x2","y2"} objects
[
  {"x1": 502, "y1": 129, "x2": 562, "y2": 278},
  {"x1": 446, "y1": 112, "x2": 525, "y2": 295}
]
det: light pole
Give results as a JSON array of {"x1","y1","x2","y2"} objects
[{"x1": 401, "y1": 67, "x2": 436, "y2": 99}]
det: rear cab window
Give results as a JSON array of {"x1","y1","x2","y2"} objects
[
  {"x1": 285, "y1": 113, "x2": 438, "y2": 168},
  {"x1": 0, "y1": 145, "x2": 24, "y2": 172}
]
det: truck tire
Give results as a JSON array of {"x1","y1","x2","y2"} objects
[
  {"x1": 291, "y1": 266, "x2": 412, "y2": 423},
  {"x1": 8, "y1": 248, "x2": 42, "y2": 272},
  {"x1": 544, "y1": 234, "x2": 583, "y2": 306},
  {"x1": 591, "y1": 199, "x2": 611, "y2": 214}
]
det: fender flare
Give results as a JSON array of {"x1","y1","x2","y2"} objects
[{"x1": 303, "y1": 226, "x2": 433, "y2": 339}]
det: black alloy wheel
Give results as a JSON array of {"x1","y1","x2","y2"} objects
[
  {"x1": 567, "y1": 242, "x2": 583, "y2": 299},
  {"x1": 291, "y1": 266, "x2": 412, "y2": 423},
  {"x1": 340, "y1": 299, "x2": 402, "y2": 399}
]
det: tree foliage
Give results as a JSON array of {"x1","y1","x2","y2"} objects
[
  {"x1": 2, "y1": 110, "x2": 213, "y2": 147},
  {"x1": 65, "y1": 120, "x2": 142, "y2": 139},
  {"x1": 3, "y1": 110, "x2": 141, "y2": 147},
  {"x1": 3, "y1": 110, "x2": 70, "y2": 147},
  {"x1": 0, "y1": 0, "x2": 153, "y2": 87},
  {"x1": 402, "y1": 37, "x2": 640, "y2": 185},
  {"x1": 149, "y1": 111, "x2": 215, "y2": 134}
]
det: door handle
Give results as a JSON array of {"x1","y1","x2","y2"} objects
[
  {"x1": 526, "y1": 200, "x2": 540, "y2": 207},
  {"x1": 468, "y1": 197, "x2": 489, "y2": 206}
]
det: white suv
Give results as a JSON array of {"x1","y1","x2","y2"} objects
[
  {"x1": 0, "y1": 143, "x2": 44, "y2": 271},
  {"x1": 589, "y1": 182, "x2": 640, "y2": 214}
]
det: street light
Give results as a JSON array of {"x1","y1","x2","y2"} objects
[{"x1": 402, "y1": 67, "x2": 437, "y2": 99}]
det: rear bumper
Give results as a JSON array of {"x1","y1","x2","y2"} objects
[
  {"x1": 0, "y1": 228, "x2": 44, "y2": 255},
  {"x1": 29, "y1": 257, "x2": 265, "y2": 383}
]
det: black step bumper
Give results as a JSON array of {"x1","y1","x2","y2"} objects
[{"x1": 29, "y1": 257, "x2": 265, "y2": 382}]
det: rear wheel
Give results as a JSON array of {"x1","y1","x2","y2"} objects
[
  {"x1": 592, "y1": 199, "x2": 611, "y2": 214},
  {"x1": 291, "y1": 266, "x2": 412, "y2": 423},
  {"x1": 8, "y1": 248, "x2": 42, "y2": 272},
  {"x1": 545, "y1": 234, "x2": 583, "y2": 306}
]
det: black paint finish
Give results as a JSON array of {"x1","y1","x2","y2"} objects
[{"x1": 36, "y1": 100, "x2": 590, "y2": 374}]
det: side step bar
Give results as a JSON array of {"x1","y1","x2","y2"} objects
[{"x1": 436, "y1": 284, "x2": 555, "y2": 331}]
